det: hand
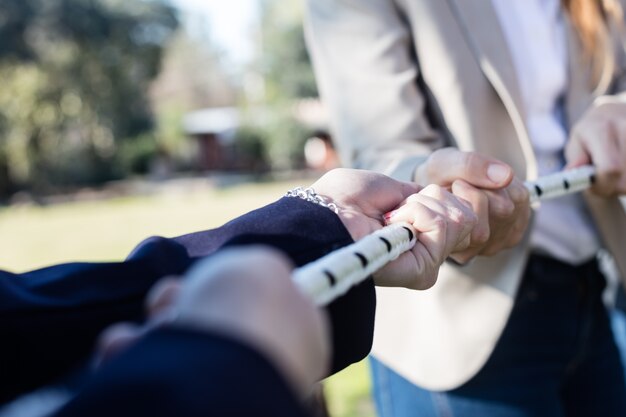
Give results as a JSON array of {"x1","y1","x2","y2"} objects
[
  {"x1": 413, "y1": 148, "x2": 531, "y2": 264},
  {"x1": 565, "y1": 99, "x2": 626, "y2": 196},
  {"x1": 378, "y1": 184, "x2": 477, "y2": 289},
  {"x1": 311, "y1": 168, "x2": 476, "y2": 289},
  {"x1": 97, "y1": 247, "x2": 329, "y2": 397}
]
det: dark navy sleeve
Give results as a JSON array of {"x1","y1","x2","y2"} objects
[
  {"x1": 54, "y1": 327, "x2": 311, "y2": 417},
  {"x1": 175, "y1": 197, "x2": 376, "y2": 374},
  {"x1": 0, "y1": 197, "x2": 375, "y2": 404},
  {"x1": 0, "y1": 237, "x2": 192, "y2": 404}
]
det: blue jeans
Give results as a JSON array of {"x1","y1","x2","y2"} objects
[
  {"x1": 611, "y1": 285, "x2": 626, "y2": 381},
  {"x1": 371, "y1": 255, "x2": 626, "y2": 417}
]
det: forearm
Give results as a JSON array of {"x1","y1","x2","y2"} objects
[
  {"x1": 173, "y1": 197, "x2": 355, "y2": 265},
  {"x1": 175, "y1": 197, "x2": 375, "y2": 374},
  {"x1": 0, "y1": 238, "x2": 191, "y2": 403},
  {"x1": 0, "y1": 198, "x2": 375, "y2": 401}
]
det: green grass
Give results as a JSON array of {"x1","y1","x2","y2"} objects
[
  {"x1": 0, "y1": 178, "x2": 375, "y2": 417},
  {"x1": 325, "y1": 361, "x2": 376, "y2": 417}
]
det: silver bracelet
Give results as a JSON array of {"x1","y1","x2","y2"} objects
[{"x1": 285, "y1": 187, "x2": 340, "y2": 214}]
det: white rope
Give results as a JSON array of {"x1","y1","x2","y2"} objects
[
  {"x1": 526, "y1": 165, "x2": 595, "y2": 204},
  {"x1": 292, "y1": 222, "x2": 417, "y2": 306},
  {"x1": 294, "y1": 165, "x2": 596, "y2": 306}
]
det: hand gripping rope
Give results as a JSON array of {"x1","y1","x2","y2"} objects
[{"x1": 293, "y1": 165, "x2": 597, "y2": 306}]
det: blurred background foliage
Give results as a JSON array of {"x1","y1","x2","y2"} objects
[
  {"x1": 0, "y1": 0, "x2": 179, "y2": 196},
  {"x1": 0, "y1": 0, "x2": 320, "y2": 200},
  {"x1": 0, "y1": 2, "x2": 369, "y2": 415},
  {"x1": 259, "y1": 0, "x2": 318, "y2": 101},
  {"x1": 238, "y1": 0, "x2": 318, "y2": 171}
]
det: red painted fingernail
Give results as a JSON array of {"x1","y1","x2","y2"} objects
[{"x1": 383, "y1": 210, "x2": 397, "y2": 224}]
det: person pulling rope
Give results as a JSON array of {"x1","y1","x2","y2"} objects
[{"x1": 294, "y1": 166, "x2": 597, "y2": 306}]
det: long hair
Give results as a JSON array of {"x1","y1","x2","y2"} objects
[{"x1": 562, "y1": 0, "x2": 625, "y2": 91}]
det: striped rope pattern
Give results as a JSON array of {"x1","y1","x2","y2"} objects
[
  {"x1": 526, "y1": 165, "x2": 595, "y2": 204},
  {"x1": 292, "y1": 223, "x2": 417, "y2": 306},
  {"x1": 294, "y1": 166, "x2": 596, "y2": 306}
]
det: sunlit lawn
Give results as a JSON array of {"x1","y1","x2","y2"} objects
[{"x1": 0, "y1": 177, "x2": 375, "y2": 417}]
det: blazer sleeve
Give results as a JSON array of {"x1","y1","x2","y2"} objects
[
  {"x1": 54, "y1": 328, "x2": 311, "y2": 417},
  {"x1": 304, "y1": 0, "x2": 445, "y2": 181},
  {"x1": 0, "y1": 197, "x2": 374, "y2": 403}
]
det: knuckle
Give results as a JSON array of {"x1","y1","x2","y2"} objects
[
  {"x1": 447, "y1": 206, "x2": 464, "y2": 223},
  {"x1": 509, "y1": 183, "x2": 530, "y2": 204},
  {"x1": 465, "y1": 211, "x2": 479, "y2": 227},
  {"x1": 472, "y1": 226, "x2": 490, "y2": 245},
  {"x1": 433, "y1": 214, "x2": 447, "y2": 230},
  {"x1": 490, "y1": 198, "x2": 515, "y2": 218}
]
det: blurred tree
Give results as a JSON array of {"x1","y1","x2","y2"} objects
[
  {"x1": 259, "y1": 0, "x2": 318, "y2": 101},
  {"x1": 149, "y1": 29, "x2": 238, "y2": 164},
  {"x1": 151, "y1": 30, "x2": 237, "y2": 111},
  {"x1": 239, "y1": 0, "x2": 317, "y2": 171},
  {"x1": 0, "y1": 0, "x2": 178, "y2": 196}
]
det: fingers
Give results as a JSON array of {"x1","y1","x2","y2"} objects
[
  {"x1": 384, "y1": 185, "x2": 477, "y2": 287},
  {"x1": 569, "y1": 126, "x2": 621, "y2": 195},
  {"x1": 177, "y1": 247, "x2": 330, "y2": 394},
  {"x1": 450, "y1": 180, "x2": 490, "y2": 255},
  {"x1": 386, "y1": 175, "x2": 529, "y2": 271},
  {"x1": 481, "y1": 178, "x2": 529, "y2": 256},
  {"x1": 415, "y1": 185, "x2": 477, "y2": 252},
  {"x1": 566, "y1": 102, "x2": 626, "y2": 196},
  {"x1": 312, "y1": 168, "x2": 424, "y2": 241},
  {"x1": 564, "y1": 131, "x2": 591, "y2": 168},
  {"x1": 416, "y1": 148, "x2": 514, "y2": 189},
  {"x1": 448, "y1": 177, "x2": 530, "y2": 263},
  {"x1": 506, "y1": 176, "x2": 531, "y2": 207},
  {"x1": 96, "y1": 247, "x2": 331, "y2": 396},
  {"x1": 401, "y1": 186, "x2": 475, "y2": 251}
]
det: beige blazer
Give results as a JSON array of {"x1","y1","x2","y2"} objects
[{"x1": 305, "y1": 0, "x2": 626, "y2": 390}]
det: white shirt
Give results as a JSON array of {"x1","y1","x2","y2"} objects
[{"x1": 491, "y1": 0, "x2": 600, "y2": 264}]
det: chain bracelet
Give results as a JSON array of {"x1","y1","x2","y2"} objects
[{"x1": 285, "y1": 187, "x2": 340, "y2": 214}]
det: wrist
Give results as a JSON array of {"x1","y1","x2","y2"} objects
[
  {"x1": 285, "y1": 185, "x2": 366, "y2": 240},
  {"x1": 285, "y1": 186, "x2": 339, "y2": 214}
]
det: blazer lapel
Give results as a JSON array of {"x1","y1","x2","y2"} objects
[
  {"x1": 445, "y1": 0, "x2": 537, "y2": 179},
  {"x1": 563, "y1": 16, "x2": 596, "y2": 126},
  {"x1": 446, "y1": 0, "x2": 526, "y2": 120}
]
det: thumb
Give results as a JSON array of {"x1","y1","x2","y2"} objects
[
  {"x1": 427, "y1": 149, "x2": 513, "y2": 189},
  {"x1": 564, "y1": 138, "x2": 591, "y2": 169}
]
